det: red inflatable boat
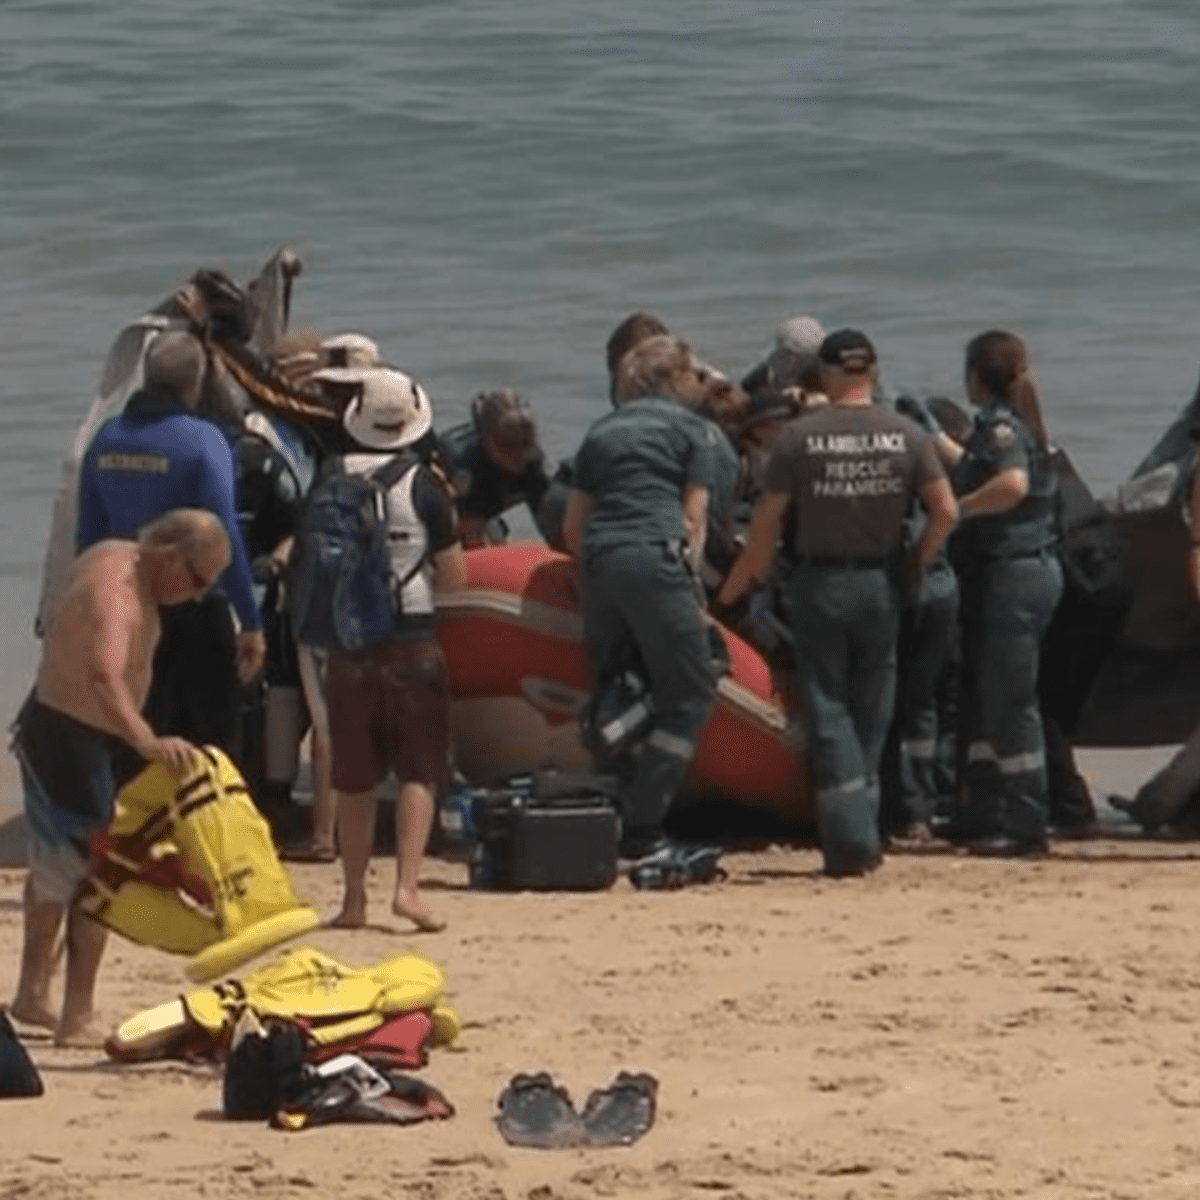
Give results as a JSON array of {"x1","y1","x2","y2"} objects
[{"x1": 435, "y1": 543, "x2": 811, "y2": 825}]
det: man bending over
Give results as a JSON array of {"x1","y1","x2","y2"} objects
[{"x1": 9, "y1": 509, "x2": 230, "y2": 1045}]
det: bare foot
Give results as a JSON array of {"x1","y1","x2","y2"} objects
[
  {"x1": 55, "y1": 1016, "x2": 108, "y2": 1049},
  {"x1": 9, "y1": 998, "x2": 57, "y2": 1033},
  {"x1": 329, "y1": 893, "x2": 367, "y2": 929},
  {"x1": 392, "y1": 891, "x2": 445, "y2": 933}
]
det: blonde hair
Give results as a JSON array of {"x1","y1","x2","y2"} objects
[
  {"x1": 612, "y1": 334, "x2": 747, "y2": 435},
  {"x1": 612, "y1": 334, "x2": 694, "y2": 402}
]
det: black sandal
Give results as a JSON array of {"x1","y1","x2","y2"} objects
[
  {"x1": 495, "y1": 1072, "x2": 586, "y2": 1149},
  {"x1": 580, "y1": 1071, "x2": 658, "y2": 1147},
  {"x1": 628, "y1": 844, "x2": 725, "y2": 891}
]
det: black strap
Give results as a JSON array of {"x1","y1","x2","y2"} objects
[
  {"x1": 393, "y1": 548, "x2": 430, "y2": 604},
  {"x1": 369, "y1": 449, "x2": 418, "y2": 491},
  {"x1": 370, "y1": 452, "x2": 426, "y2": 614}
]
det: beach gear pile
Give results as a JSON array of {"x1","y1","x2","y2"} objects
[
  {"x1": 223, "y1": 1009, "x2": 454, "y2": 1130},
  {"x1": 77, "y1": 748, "x2": 320, "y2": 983},
  {"x1": 107, "y1": 945, "x2": 460, "y2": 1129},
  {"x1": 106, "y1": 945, "x2": 459, "y2": 1064}
]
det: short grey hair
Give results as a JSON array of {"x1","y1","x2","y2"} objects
[
  {"x1": 139, "y1": 507, "x2": 229, "y2": 567},
  {"x1": 144, "y1": 330, "x2": 207, "y2": 409}
]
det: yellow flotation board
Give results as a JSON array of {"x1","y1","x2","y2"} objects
[{"x1": 77, "y1": 747, "x2": 320, "y2": 982}]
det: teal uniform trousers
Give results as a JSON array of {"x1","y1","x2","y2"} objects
[
  {"x1": 959, "y1": 553, "x2": 1063, "y2": 842},
  {"x1": 896, "y1": 559, "x2": 960, "y2": 825},
  {"x1": 791, "y1": 560, "x2": 900, "y2": 875},
  {"x1": 580, "y1": 542, "x2": 716, "y2": 840}
]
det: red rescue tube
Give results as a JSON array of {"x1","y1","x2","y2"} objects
[{"x1": 436, "y1": 543, "x2": 811, "y2": 825}]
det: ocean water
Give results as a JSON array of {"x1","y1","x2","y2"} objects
[{"x1": 2, "y1": 0, "x2": 1199, "y2": 711}]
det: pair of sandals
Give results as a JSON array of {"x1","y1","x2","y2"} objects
[{"x1": 495, "y1": 1070, "x2": 657, "y2": 1149}]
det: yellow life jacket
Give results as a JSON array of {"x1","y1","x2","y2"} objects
[
  {"x1": 77, "y1": 747, "x2": 320, "y2": 981},
  {"x1": 184, "y1": 946, "x2": 460, "y2": 1048},
  {"x1": 106, "y1": 946, "x2": 460, "y2": 1062}
]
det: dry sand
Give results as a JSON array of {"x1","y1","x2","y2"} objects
[{"x1": 4, "y1": 748, "x2": 1200, "y2": 1200}]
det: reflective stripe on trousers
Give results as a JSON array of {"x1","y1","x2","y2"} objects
[
  {"x1": 967, "y1": 741, "x2": 1046, "y2": 775},
  {"x1": 647, "y1": 728, "x2": 694, "y2": 760}
]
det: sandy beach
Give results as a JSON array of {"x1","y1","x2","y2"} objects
[{"x1": 5, "y1": 747, "x2": 1200, "y2": 1199}]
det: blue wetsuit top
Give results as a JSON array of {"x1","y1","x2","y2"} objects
[{"x1": 76, "y1": 391, "x2": 262, "y2": 630}]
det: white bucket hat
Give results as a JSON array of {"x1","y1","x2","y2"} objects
[{"x1": 316, "y1": 365, "x2": 433, "y2": 450}]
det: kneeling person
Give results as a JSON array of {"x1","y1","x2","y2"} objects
[
  {"x1": 10, "y1": 509, "x2": 229, "y2": 1045},
  {"x1": 438, "y1": 389, "x2": 550, "y2": 548}
]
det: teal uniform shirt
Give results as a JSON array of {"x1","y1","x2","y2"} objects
[
  {"x1": 573, "y1": 397, "x2": 723, "y2": 847},
  {"x1": 574, "y1": 399, "x2": 721, "y2": 548},
  {"x1": 952, "y1": 402, "x2": 1058, "y2": 562}
]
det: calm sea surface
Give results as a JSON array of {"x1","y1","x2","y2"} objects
[{"x1": 2, "y1": 0, "x2": 1199, "y2": 710}]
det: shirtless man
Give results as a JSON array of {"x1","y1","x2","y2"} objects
[{"x1": 9, "y1": 508, "x2": 230, "y2": 1046}]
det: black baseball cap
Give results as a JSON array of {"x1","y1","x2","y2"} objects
[{"x1": 818, "y1": 328, "x2": 877, "y2": 374}]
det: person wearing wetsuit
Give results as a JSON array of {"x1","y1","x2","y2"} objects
[
  {"x1": 76, "y1": 331, "x2": 264, "y2": 761},
  {"x1": 229, "y1": 420, "x2": 307, "y2": 829},
  {"x1": 437, "y1": 390, "x2": 551, "y2": 547}
]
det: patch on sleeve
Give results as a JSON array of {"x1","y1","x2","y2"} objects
[
  {"x1": 451, "y1": 469, "x2": 472, "y2": 498},
  {"x1": 96, "y1": 452, "x2": 171, "y2": 474},
  {"x1": 990, "y1": 421, "x2": 1016, "y2": 450}
]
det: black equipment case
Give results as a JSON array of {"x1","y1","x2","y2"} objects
[{"x1": 467, "y1": 773, "x2": 620, "y2": 892}]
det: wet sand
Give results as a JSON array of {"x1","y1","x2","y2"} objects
[{"x1": 6, "y1": 747, "x2": 1200, "y2": 1200}]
